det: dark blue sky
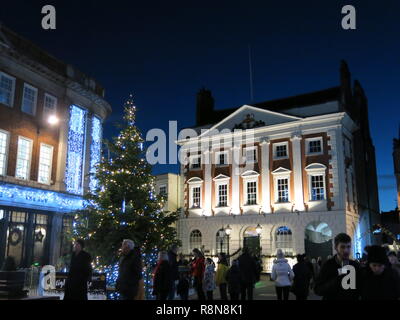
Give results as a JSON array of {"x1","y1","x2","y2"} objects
[{"x1": 1, "y1": 0, "x2": 399, "y2": 211}]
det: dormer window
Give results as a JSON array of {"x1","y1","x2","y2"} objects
[{"x1": 273, "y1": 142, "x2": 289, "y2": 160}]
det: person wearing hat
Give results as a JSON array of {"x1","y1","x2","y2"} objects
[
  {"x1": 64, "y1": 239, "x2": 93, "y2": 300},
  {"x1": 360, "y1": 245, "x2": 400, "y2": 300}
]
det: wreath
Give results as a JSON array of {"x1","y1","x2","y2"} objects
[{"x1": 9, "y1": 228, "x2": 22, "y2": 246}]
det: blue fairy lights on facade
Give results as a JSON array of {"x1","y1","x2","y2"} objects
[
  {"x1": 65, "y1": 105, "x2": 87, "y2": 195},
  {"x1": 89, "y1": 116, "x2": 102, "y2": 192}
]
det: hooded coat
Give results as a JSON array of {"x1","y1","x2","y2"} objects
[
  {"x1": 203, "y1": 264, "x2": 216, "y2": 291},
  {"x1": 271, "y1": 258, "x2": 294, "y2": 287}
]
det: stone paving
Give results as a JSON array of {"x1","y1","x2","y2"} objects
[{"x1": 189, "y1": 275, "x2": 321, "y2": 300}]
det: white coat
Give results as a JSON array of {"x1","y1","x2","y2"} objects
[{"x1": 271, "y1": 258, "x2": 295, "y2": 287}]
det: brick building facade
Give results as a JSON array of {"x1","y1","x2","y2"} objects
[{"x1": 0, "y1": 25, "x2": 111, "y2": 268}]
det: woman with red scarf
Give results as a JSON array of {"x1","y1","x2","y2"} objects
[{"x1": 190, "y1": 248, "x2": 206, "y2": 300}]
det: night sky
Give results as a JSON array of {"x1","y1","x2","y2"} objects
[{"x1": 1, "y1": 0, "x2": 399, "y2": 211}]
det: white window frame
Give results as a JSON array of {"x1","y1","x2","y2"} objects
[
  {"x1": 21, "y1": 83, "x2": 38, "y2": 115},
  {"x1": 15, "y1": 136, "x2": 33, "y2": 180},
  {"x1": 191, "y1": 186, "x2": 202, "y2": 208},
  {"x1": 188, "y1": 177, "x2": 203, "y2": 209},
  {"x1": 159, "y1": 184, "x2": 167, "y2": 196},
  {"x1": 215, "y1": 151, "x2": 229, "y2": 167},
  {"x1": 305, "y1": 163, "x2": 327, "y2": 202},
  {"x1": 213, "y1": 174, "x2": 230, "y2": 207},
  {"x1": 0, "y1": 129, "x2": 10, "y2": 176},
  {"x1": 0, "y1": 71, "x2": 16, "y2": 107},
  {"x1": 43, "y1": 93, "x2": 58, "y2": 120},
  {"x1": 38, "y1": 143, "x2": 54, "y2": 185},
  {"x1": 308, "y1": 174, "x2": 326, "y2": 201},
  {"x1": 273, "y1": 142, "x2": 289, "y2": 160},
  {"x1": 306, "y1": 137, "x2": 323, "y2": 156},
  {"x1": 189, "y1": 154, "x2": 202, "y2": 170},
  {"x1": 272, "y1": 167, "x2": 292, "y2": 203},
  {"x1": 243, "y1": 146, "x2": 258, "y2": 164},
  {"x1": 275, "y1": 177, "x2": 290, "y2": 203},
  {"x1": 241, "y1": 171, "x2": 260, "y2": 206}
]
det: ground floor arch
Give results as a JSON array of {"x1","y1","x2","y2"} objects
[
  {"x1": 304, "y1": 221, "x2": 333, "y2": 260},
  {"x1": 243, "y1": 226, "x2": 260, "y2": 256}
]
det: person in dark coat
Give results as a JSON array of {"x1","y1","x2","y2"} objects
[
  {"x1": 116, "y1": 239, "x2": 143, "y2": 300},
  {"x1": 153, "y1": 251, "x2": 172, "y2": 300},
  {"x1": 177, "y1": 270, "x2": 190, "y2": 301},
  {"x1": 292, "y1": 254, "x2": 312, "y2": 300},
  {"x1": 167, "y1": 244, "x2": 179, "y2": 300},
  {"x1": 360, "y1": 245, "x2": 400, "y2": 300},
  {"x1": 314, "y1": 233, "x2": 361, "y2": 300},
  {"x1": 238, "y1": 247, "x2": 258, "y2": 300},
  {"x1": 226, "y1": 259, "x2": 241, "y2": 300},
  {"x1": 64, "y1": 239, "x2": 92, "y2": 300}
]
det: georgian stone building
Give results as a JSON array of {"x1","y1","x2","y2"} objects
[
  {"x1": 177, "y1": 61, "x2": 380, "y2": 270},
  {"x1": 0, "y1": 25, "x2": 111, "y2": 268}
]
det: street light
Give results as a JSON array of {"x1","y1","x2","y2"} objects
[
  {"x1": 47, "y1": 114, "x2": 59, "y2": 125},
  {"x1": 256, "y1": 224, "x2": 262, "y2": 257},
  {"x1": 218, "y1": 228, "x2": 226, "y2": 254},
  {"x1": 225, "y1": 225, "x2": 232, "y2": 262}
]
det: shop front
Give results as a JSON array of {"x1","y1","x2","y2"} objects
[{"x1": 0, "y1": 182, "x2": 84, "y2": 269}]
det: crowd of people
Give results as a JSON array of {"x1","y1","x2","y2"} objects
[{"x1": 61, "y1": 233, "x2": 400, "y2": 300}]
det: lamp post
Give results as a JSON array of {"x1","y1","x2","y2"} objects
[
  {"x1": 256, "y1": 224, "x2": 262, "y2": 256},
  {"x1": 218, "y1": 228, "x2": 226, "y2": 255},
  {"x1": 225, "y1": 225, "x2": 232, "y2": 263}
]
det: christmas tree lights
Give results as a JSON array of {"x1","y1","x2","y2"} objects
[{"x1": 73, "y1": 95, "x2": 180, "y2": 300}]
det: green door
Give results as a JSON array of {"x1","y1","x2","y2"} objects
[{"x1": 243, "y1": 236, "x2": 260, "y2": 256}]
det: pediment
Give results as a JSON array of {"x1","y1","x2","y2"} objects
[
  {"x1": 241, "y1": 170, "x2": 260, "y2": 177},
  {"x1": 199, "y1": 105, "x2": 301, "y2": 138},
  {"x1": 305, "y1": 163, "x2": 327, "y2": 171},
  {"x1": 186, "y1": 177, "x2": 203, "y2": 184},
  {"x1": 213, "y1": 174, "x2": 230, "y2": 181},
  {"x1": 271, "y1": 167, "x2": 292, "y2": 175}
]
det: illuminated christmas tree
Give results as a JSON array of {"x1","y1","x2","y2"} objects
[{"x1": 74, "y1": 95, "x2": 180, "y2": 299}]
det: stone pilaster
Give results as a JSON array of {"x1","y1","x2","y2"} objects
[
  {"x1": 290, "y1": 133, "x2": 305, "y2": 211},
  {"x1": 260, "y1": 138, "x2": 271, "y2": 213}
]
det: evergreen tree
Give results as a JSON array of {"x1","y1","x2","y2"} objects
[{"x1": 74, "y1": 95, "x2": 180, "y2": 298}]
